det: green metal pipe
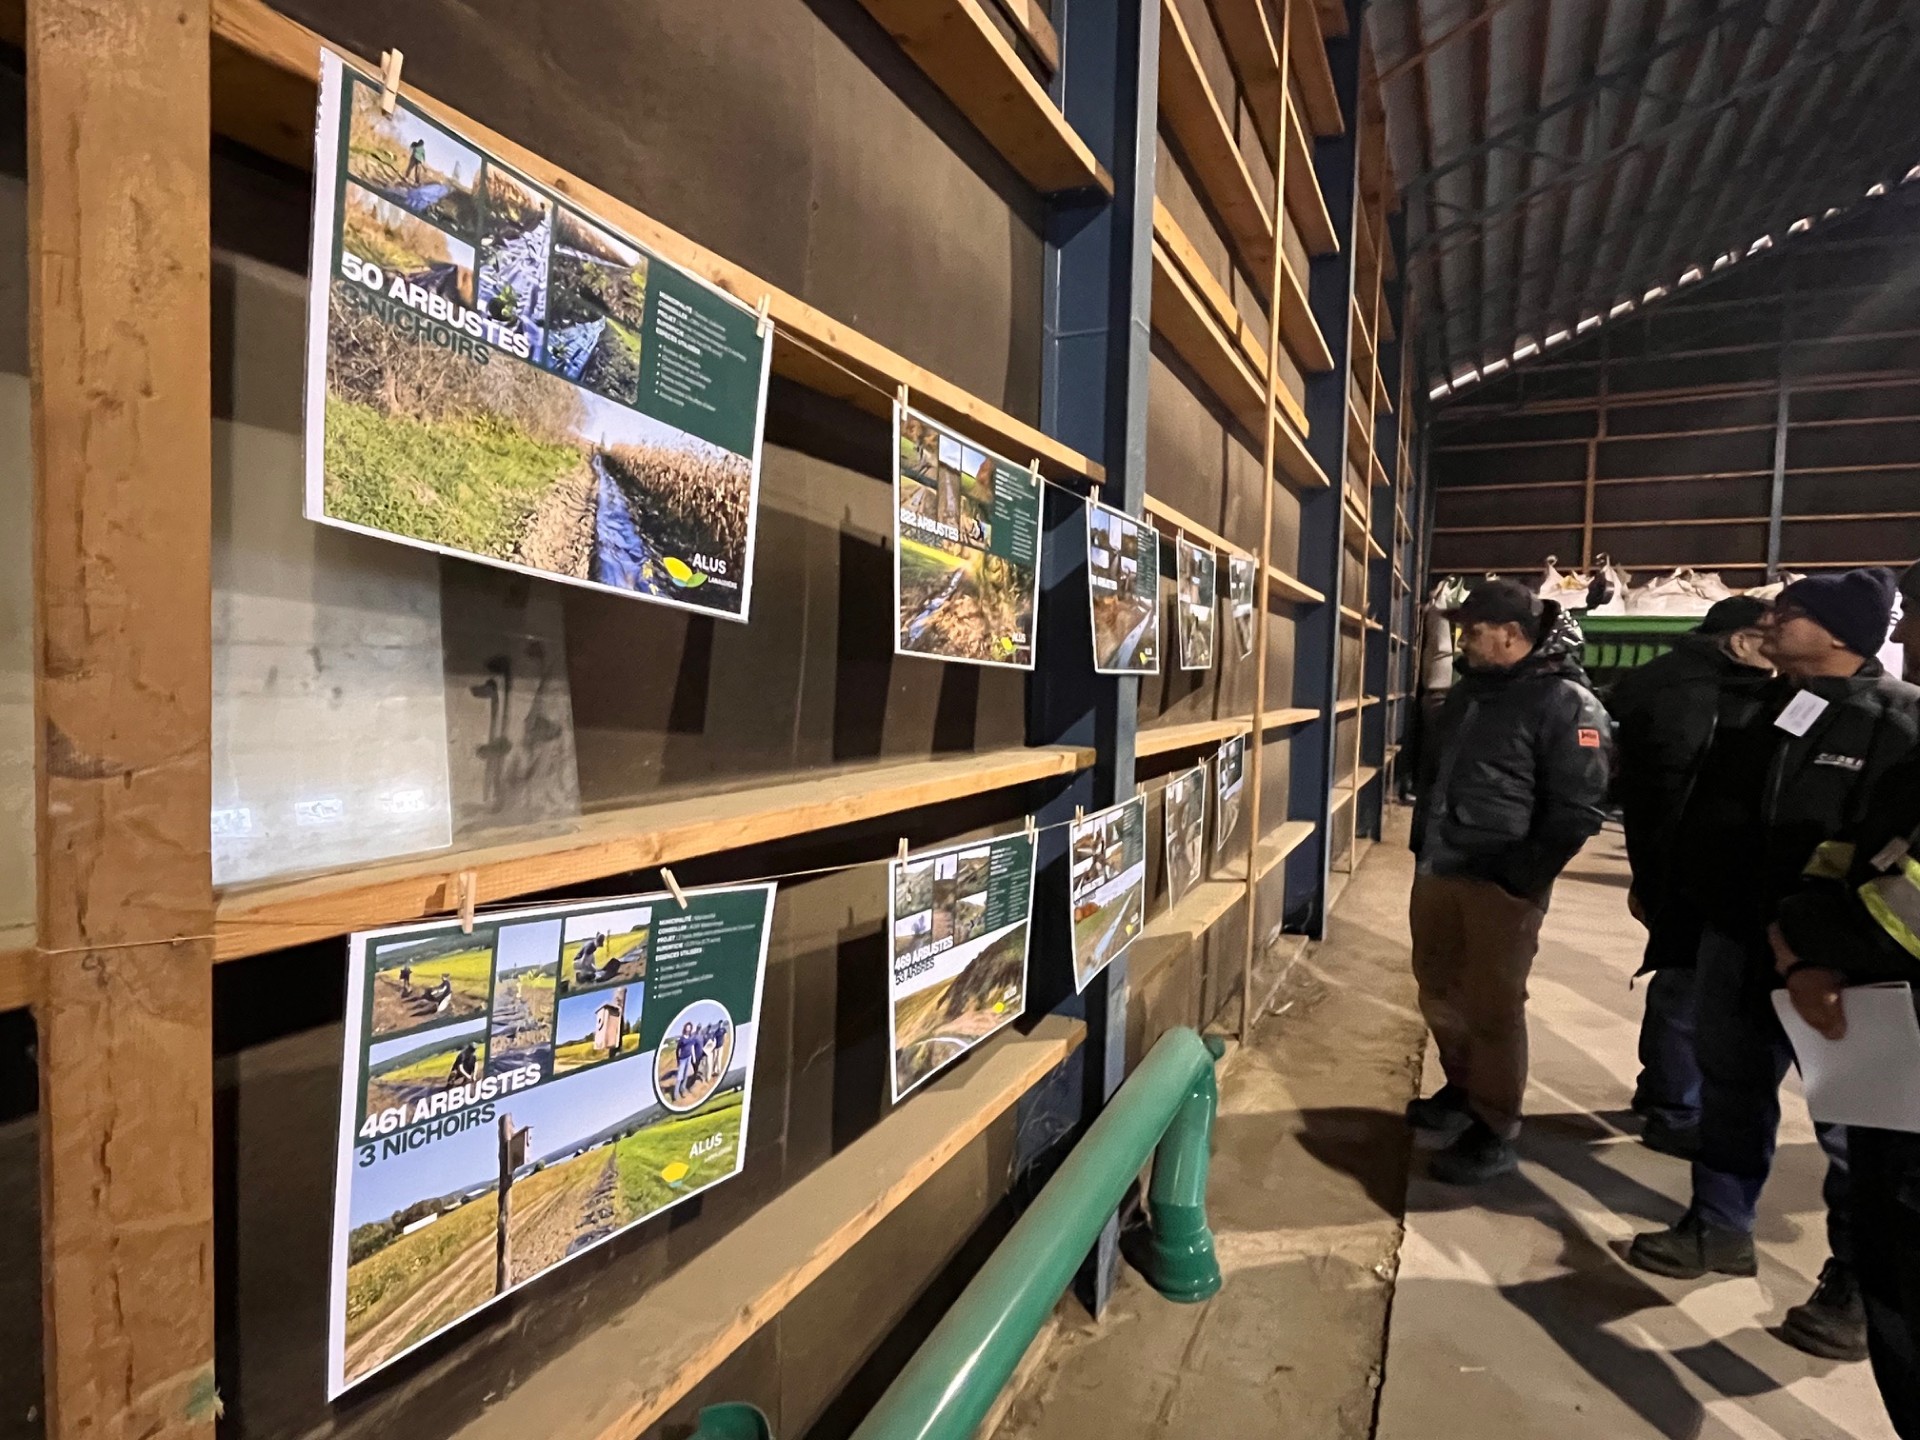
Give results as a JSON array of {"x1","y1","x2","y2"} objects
[
  {"x1": 847, "y1": 1025, "x2": 1224, "y2": 1440},
  {"x1": 686, "y1": 1027, "x2": 1224, "y2": 1440}
]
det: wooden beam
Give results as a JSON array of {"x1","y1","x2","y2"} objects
[
  {"x1": 850, "y1": 0, "x2": 1106, "y2": 192},
  {"x1": 1283, "y1": 92, "x2": 1338, "y2": 255},
  {"x1": 987, "y1": 0, "x2": 1061, "y2": 72},
  {"x1": 0, "y1": 926, "x2": 35, "y2": 1013},
  {"x1": 445, "y1": 1016, "x2": 1085, "y2": 1440},
  {"x1": 1158, "y1": 0, "x2": 1274, "y2": 285},
  {"x1": 1152, "y1": 198, "x2": 1331, "y2": 378},
  {"x1": 1136, "y1": 716, "x2": 1255, "y2": 758},
  {"x1": 30, "y1": 0, "x2": 216, "y2": 1435},
  {"x1": 216, "y1": 746, "x2": 1093, "y2": 959},
  {"x1": 206, "y1": 0, "x2": 1106, "y2": 486},
  {"x1": 1203, "y1": 0, "x2": 1282, "y2": 157},
  {"x1": 1288, "y1": 0, "x2": 1344, "y2": 136}
]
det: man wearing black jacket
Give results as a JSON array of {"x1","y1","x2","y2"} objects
[
  {"x1": 1771, "y1": 749, "x2": 1920, "y2": 1437},
  {"x1": 1406, "y1": 580, "x2": 1612, "y2": 1185},
  {"x1": 1627, "y1": 569, "x2": 1920, "y2": 1363},
  {"x1": 1606, "y1": 597, "x2": 1773, "y2": 1158}
]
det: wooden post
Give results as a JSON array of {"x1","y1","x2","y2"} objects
[
  {"x1": 28, "y1": 0, "x2": 215, "y2": 1436},
  {"x1": 1241, "y1": 0, "x2": 1293, "y2": 1038},
  {"x1": 497, "y1": 1114, "x2": 529, "y2": 1295}
]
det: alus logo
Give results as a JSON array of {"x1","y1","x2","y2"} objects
[{"x1": 1813, "y1": 753, "x2": 1864, "y2": 771}]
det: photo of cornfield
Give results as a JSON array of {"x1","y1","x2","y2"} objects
[{"x1": 892, "y1": 923, "x2": 1027, "y2": 1097}]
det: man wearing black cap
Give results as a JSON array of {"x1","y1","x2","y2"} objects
[
  {"x1": 1405, "y1": 579, "x2": 1612, "y2": 1184},
  {"x1": 1628, "y1": 568, "x2": 1920, "y2": 1363},
  {"x1": 1606, "y1": 596, "x2": 1773, "y2": 1159}
]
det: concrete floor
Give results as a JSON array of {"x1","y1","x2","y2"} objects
[{"x1": 995, "y1": 816, "x2": 1896, "y2": 1439}]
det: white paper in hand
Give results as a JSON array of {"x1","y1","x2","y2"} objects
[{"x1": 1773, "y1": 982, "x2": 1920, "y2": 1133}]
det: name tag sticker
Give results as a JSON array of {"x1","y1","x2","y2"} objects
[
  {"x1": 1577, "y1": 727, "x2": 1602, "y2": 749},
  {"x1": 1774, "y1": 690, "x2": 1829, "y2": 736}
]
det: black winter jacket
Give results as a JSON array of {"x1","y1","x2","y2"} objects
[
  {"x1": 1606, "y1": 633, "x2": 1772, "y2": 915},
  {"x1": 1676, "y1": 658, "x2": 1920, "y2": 943},
  {"x1": 1775, "y1": 746, "x2": 1920, "y2": 989},
  {"x1": 1409, "y1": 603, "x2": 1612, "y2": 902}
]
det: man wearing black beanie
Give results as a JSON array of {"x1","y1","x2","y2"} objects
[{"x1": 1629, "y1": 568, "x2": 1920, "y2": 1364}]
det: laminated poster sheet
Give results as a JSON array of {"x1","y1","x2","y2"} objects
[
  {"x1": 895, "y1": 403, "x2": 1042, "y2": 669},
  {"x1": 1216, "y1": 734, "x2": 1246, "y2": 859},
  {"x1": 326, "y1": 882, "x2": 775, "y2": 1396},
  {"x1": 1164, "y1": 764, "x2": 1208, "y2": 905},
  {"x1": 1229, "y1": 554, "x2": 1256, "y2": 660},
  {"x1": 1177, "y1": 538, "x2": 1217, "y2": 670},
  {"x1": 1086, "y1": 499, "x2": 1161, "y2": 674},
  {"x1": 305, "y1": 51, "x2": 773, "y2": 619},
  {"x1": 888, "y1": 831, "x2": 1038, "y2": 1101},
  {"x1": 1069, "y1": 795, "x2": 1148, "y2": 991}
]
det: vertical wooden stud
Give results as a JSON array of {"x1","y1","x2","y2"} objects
[{"x1": 28, "y1": 0, "x2": 216, "y2": 1435}]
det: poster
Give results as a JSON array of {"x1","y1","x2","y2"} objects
[
  {"x1": 1229, "y1": 554, "x2": 1257, "y2": 660},
  {"x1": 1069, "y1": 795, "x2": 1148, "y2": 991},
  {"x1": 327, "y1": 882, "x2": 775, "y2": 1395},
  {"x1": 887, "y1": 831, "x2": 1037, "y2": 1101},
  {"x1": 1177, "y1": 539, "x2": 1217, "y2": 670},
  {"x1": 1164, "y1": 764, "x2": 1207, "y2": 905},
  {"x1": 1086, "y1": 500, "x2": 1160, "y2": 674},
  {"x1": 305, "y1": 51, "x2": 773, "y2": 619},
  {"x1": 894, "y1": 404, "x2": 1042, "y2": 668},
  {"x1": 1216, "y1": 733, "x2": 1247, "y2": 858}
]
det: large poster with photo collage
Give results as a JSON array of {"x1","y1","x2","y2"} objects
[
  {"x1": 326, "y1": 884, "x2": 774, "y2": 1396},
  {"x1": 304, "y1": 51, "x2": 772, "y2": 617}
]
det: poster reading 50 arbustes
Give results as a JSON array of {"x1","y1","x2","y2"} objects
[
  {"x1": 326, "y1": 883, "x2": 774, "y2": 1396},
  {"x1": 895, "y1": 404, "x2": 1043, "y2": 669},
  {"x1": 304, "y1": 51, "x2": 773, "y2": 618}
]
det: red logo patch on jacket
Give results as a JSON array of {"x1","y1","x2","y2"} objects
[{"x1": 1577, "y1": 727, "x2": 1602, "y2": 748}]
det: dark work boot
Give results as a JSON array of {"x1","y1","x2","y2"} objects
[
  {"x1": 1428, "y1": 1118, "x2": 1518, "y2": 1186},
  {"x1": 1626, "y1": 1213, "x2": 1757, "y2": 1280},
  {"x1": 1405, "y1": 1083, "x2": 1473, "y2": 1144},
  {"x1": 1780, "y1": 1259, "x2": 1870, "y2": 1361},
  {"x1": 1641, "y1": 1115, "x2": 1703, "y2": 1161}
]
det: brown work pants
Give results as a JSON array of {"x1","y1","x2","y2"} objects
[{"x1": 1409, "y1": 872, "x2": 1547, "y2": 1139}]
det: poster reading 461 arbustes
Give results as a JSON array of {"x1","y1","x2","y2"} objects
[
  {"x1": 304, "y1": 51, "x2": 772, "y2": 619},
  {"x1": 895, "y1": 404, "x2": 1042, "y2": 669},
  {"x1": 888, "y1": 831, "x2": 1037, "y2": 1101},
  {"x1": 326, "y1": 883, "x2": 774, "y2": 1396}
]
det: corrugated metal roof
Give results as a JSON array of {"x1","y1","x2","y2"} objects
[{"x1": 1371, "y1": 0, "x2": 1920, "y2": 392}]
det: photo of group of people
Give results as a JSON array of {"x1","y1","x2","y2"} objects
[
  {"x1": 1216, "y1": 733, "x2": 1247, "y2": 859},
  {"x1": 888, "y1": 835, "x2": 1036, "y2": 1100},
  {"x1": 1069, "y1": 796, "x2": 1148, "y2": 991},
  {"x1": 1087, "y1": 500, "x2": 1161, "y2": 674},
  {"x1": 895, "y1": 406, "x2": 1041, "y2": 669},
  {"x1": 1177, "y1": 538, "x2": 1218, "y2": 670},
  {"x1": 1229, "y1": 554, "x2": 1256, "y2": 659},
  {"x1": 329, "y1": 883, "x2": 774, "y2": 1397},
  {"x1": 1164, "y1": 765, "x2": 1208, "y2": 905},
  {"x1": 309, "y1": 53, "x2": 770, "y2": 621}
]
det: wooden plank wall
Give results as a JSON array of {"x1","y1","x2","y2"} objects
[{"x1": 1429, "y1": 190, "x2": 1920, "y2": 587}]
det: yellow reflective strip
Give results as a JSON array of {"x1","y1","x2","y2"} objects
[
  {"x1": 1859, "y1": 875, "x2": 1920, "y2": 963},
  {"x1": 1803, "y1": 841, "x2": 1856, "y2": 881}
]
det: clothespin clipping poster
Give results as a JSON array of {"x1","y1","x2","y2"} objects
[
  {"x1": 755, "y1": 293, "x2": 772, "y2": 339},
  {"x1": 661, "y1": 868, "x2": 689, "y2": 910},
  {"x1": 379, "y1": 49, "x2": 405, "y2": 115},
  {"x1": 453, "y1": 870, "x2": 478, "y2": 934}
]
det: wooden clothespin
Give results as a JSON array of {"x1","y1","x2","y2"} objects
[
  {"x1": 897, "y1": 837, "x2": 911, "y2": 865},
  {"x1": 1024, "y1": 814, "x2": 1037, "y2": 841},
  {"x1": 754, "y1": 293, "x2": 772, "y2": 339},
  {"x1": 452, "y1": 870, "x2": 477, "y2": 934},
  {"x1": 661, "y1": 867, "x2": 689, "y2": 910},
  {"x1": 896, "y1": 383, "x2": 910, "y2": 413},
  {"x1": 1074, "y1": 804, "x2": 1085, "y2": 825},
  {"x1": 379, "y1": 49, "x2": 406, "y2": 115},
  {"x1": 1029, "y1": 456, "x2": 1042, "y2": 488}
]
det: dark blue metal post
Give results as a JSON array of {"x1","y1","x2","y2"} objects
[
  {"x1": 1015, "y1": 0, "x2": 1159, "y2": 1318},
  {"x1": 1284, "y1": 0, "x2": 1365, "y2": 936}
]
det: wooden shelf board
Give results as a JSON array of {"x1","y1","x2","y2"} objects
[
  {"x1": 1334, "y1": 695, "x2": 1362, "y2": 716},
  {"x1": 1135, "y1": 715, "x2": 1254, "y2": 758},
  {"x1": 0, "y1": 925, "x2": 35, "y2": 1013},
  {"x1": 215, "y1": 746, "x2": 1093, "y2": 960},
  {"x1": 1149, "y1": 234, "x2": 1311, "y2": 442},
  {"x1": 445, "y1": 1015, "x2": 1085, "y2": 1440},
  {"x1": 1288, "y1": 0, "x2": 1344, "y2": 136},
  {"x1": 1143, "y1": 817, "x2": 1315, "y2": 969},
  {"x1": 207, "y1": 0, "x2": 1105, "y2": 487},
  {"x1": 1158, "y1": 0, "x2": 1274, "y2": 286},
  {"x1": 988, "y1": 0, "x2": 1062, "y2": 71},
  {"x1": 1355, "y1": 764, "x2": 1381, "y2": 789},
  {"x1": 1280, "y1": 251, "x2": 1335, "y2": 372},
  {"x1": 1339, "y1": 603, "x2": 1365, "y2": 628},
  {"x1": 1203, "y1": 0, "x2": 1283, "y2": 172},
  {"x1": 1284, "y1": 92, "x2": 1338, "y2": 256},
  {"x1": 1268, "y1": 562, "x2": 1326, "y2": 606},
  {"x1": 1261, "y1": 707, "x2": 1322, "y2": 731},
  {"x1": 852, "y1": 0, "x2": 1108, "y2": 193},
  {"x1": 1143, "y1": 491, "x2": 1239, "y2": 558},
  {"x1": 1275, "y1": 409, "x2": 1332, "y2": 491}
]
